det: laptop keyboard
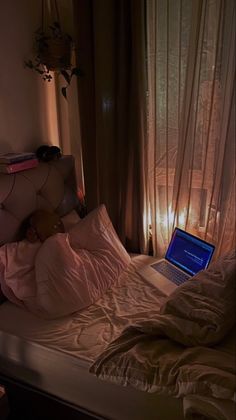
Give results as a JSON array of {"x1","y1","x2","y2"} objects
[{"x1": 151, "y1": 261, "x2": 189, "y2": 286}]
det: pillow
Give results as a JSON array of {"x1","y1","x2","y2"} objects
[
  {"x1": 68, "y1": 204, "x2": 131, "y2": 265},
  {"x1": 26, "y1": 210, "x2": 65, "y2": 242},
  {"x1": 61, "y1": 210, "x2": 80, "y2": 231},
  {"x1": 160, "y1": 249, "x2": 236, "y2": 345},
  {"x1": 31, "y1": 205, "x2": 131, "y2": 318},
  {"x1": 0, "y1": 205, "x2": 131, "y2": 319},
  {"x1": 0, "y1": 240, "x2": 41, "y2": 306}
]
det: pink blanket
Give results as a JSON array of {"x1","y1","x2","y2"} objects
[{"x1": 0, "y1": 205, "x2": 131, "y2": 318}]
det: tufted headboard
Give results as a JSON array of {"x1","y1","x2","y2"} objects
[{"x1": 0, "y1": 155, "x2": 80, "y2": 246}]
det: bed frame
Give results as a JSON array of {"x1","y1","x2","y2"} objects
[
  {"x1": 0, "y1": 155, "x2": 80, "y2": 246},
  {"x1": 0, "y1": 156, "x2": 99, "y2": 419},
  {"x1": 2, "y1": 375, "x2": 100, "y2": 420},
  {"x1": 0, "y1": 156, "x2": 184, "y2": 420}
]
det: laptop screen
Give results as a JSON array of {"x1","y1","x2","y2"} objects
[{"x1": 165, "y1": 228, "x2": 215, "y2": 276}]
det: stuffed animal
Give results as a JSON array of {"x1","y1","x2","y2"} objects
[{"x1": 26, "y1": 210, "x2": 65, "y2": 242}]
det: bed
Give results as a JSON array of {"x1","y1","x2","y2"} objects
[{"x1": 0, "y1": 156, "x2": 235, "y2": 420}]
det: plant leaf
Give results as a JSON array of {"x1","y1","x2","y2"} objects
[
  {"x1": 60, "y1": 70, "x2": 70, "y2": 84},
  {"x1": 71, "y1": 67, "x2": 82, "y2": 77},
  {"x1": 35, "y1": 68, "x2": 44, "y2": 74},
  {"x1": 61, "y1": 87, "x2": 67, "y2": 99}
]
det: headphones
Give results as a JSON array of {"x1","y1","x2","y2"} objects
[{"x1": 36, "y1": 145, "x2": 62, "y2": 162}]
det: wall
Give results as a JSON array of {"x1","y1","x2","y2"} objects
[{"x1": 0, "y1": 0, "x2": 49, "y2": 153}]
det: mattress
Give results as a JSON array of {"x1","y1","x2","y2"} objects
[{"x1": 0, "y1": 255, "x2": 184, "y2": 420}]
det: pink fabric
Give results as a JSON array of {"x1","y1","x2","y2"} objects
[
  {"x1": 0, "y1": 205, "x2": 131, "y2": 318},
  {"x1": 61, "y1": 210, "x2": 80, "y2": 231},
  {"x1": 0, "y1": 241, "x2": 40, "y2": 306},
  {"x1": 68, "y1": 204, "x2": 131, "y2": 268}
]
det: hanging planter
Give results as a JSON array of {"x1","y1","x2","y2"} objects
[
  {"x1": 24, "y1": 2, "x2": 82, "y2": 98},
  {"x1": 39, "y1": 34, "x2": 71, "y2": 70}
]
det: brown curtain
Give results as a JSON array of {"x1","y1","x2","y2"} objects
[{"x1": 73, "y1": 0, "x2": 147, "y2": 252}]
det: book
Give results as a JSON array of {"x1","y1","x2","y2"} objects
[
  {"x1": 0, "y1": 152, "x2": 36, "y2": 164},
  {"x1": 0, "y1": 158, "x2": 38, "y2": 174}
]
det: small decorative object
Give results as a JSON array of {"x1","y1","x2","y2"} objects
[
  {"x1": 36, "y1": 145, "x2": 62, "y2": 162},
  {"x1": 24, "y1": 1, "x2": 82, "y2": 98}
]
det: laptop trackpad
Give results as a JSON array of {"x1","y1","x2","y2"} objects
[{"x1": 139, "y1": 265, "x2": 177, "y2": 296}]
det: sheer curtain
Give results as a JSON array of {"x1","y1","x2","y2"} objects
[{"x1": 146, "y1": 0, "x2": 235, "y2": 258}]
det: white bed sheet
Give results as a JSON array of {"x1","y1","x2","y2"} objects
[
  {"x1": 0, "y1": 255, "x2": 166, "y2": 362},
  {"x1": 0, "y1": 255, "x2": 184, "y2": 420}
]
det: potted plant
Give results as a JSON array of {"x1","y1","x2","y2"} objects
[{"x1": 24, "y1": 21, "x2": 82, "y2": 98}]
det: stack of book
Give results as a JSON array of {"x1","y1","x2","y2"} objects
[{"x1": 0, "y1": 152, "x2": 38, "y2": 174}]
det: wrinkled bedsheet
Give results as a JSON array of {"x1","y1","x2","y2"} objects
[
  {"x1": 90, "y1": 328, "x2": 236, "y2": 420},
  {"x1": 183, "y1": 395, "x2": 236, "y2": 420},
  {"x1": 0, "y1": 255, "x2": 167, "y2": 361},
  {"x1": 0, "y1": 251, "x2": 235, "y2": 420},
  {"x1": 90, "y1": 251, "x2": 236, "y2": 419},
  {"x1": 90, "y1": 320, "x2": 236, "y2": 400}
]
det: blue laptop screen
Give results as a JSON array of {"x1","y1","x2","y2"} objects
[{"x1": 165, "y1": 228, "x2": 215, "y2": 276}]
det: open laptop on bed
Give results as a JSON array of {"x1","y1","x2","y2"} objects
[{"x1": 139, "y1": 227, "x2": 215, "y2": 295}]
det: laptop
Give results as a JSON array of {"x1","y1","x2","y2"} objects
[{"x1": 139, "y1": 227, "x2": 215, "y2": 295}]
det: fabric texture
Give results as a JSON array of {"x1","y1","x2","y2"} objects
[
  {"x1": 160, "y1": 249, "x2": 236, "y2": 345},
  {"x1": 0, "y1": 241, "x2": 41, "y2": 306},
  {"x1": 0, "y1": 255, "x2": 167, "y2": 363},
  {"x1": 90, "y1": 251, "x2": 236, "y2": 403},
  {"x1": 90, "y1": 328, "x2": 236, "y2": 403},
  {"x1": 145, "y1": 0, "x2": 235, "y2": 257},
  {"x1": 68, "y1": 204, "x2": 131, "y2": 261},
  {"x1": 1, "y1": 251, "x2": 235, "y2": 418},
  {"x1": 183, "y1": 395, "x2": 236, "y2": 420},
  {"x1": 0, "y1": 205, "x2": 130, "y2": 319},
  {"x1": 72, "y1": 0, "x2": 235, "y2": 257},
  {"x1": 73, "y1": 0, "x2": 147, "y2": 253},
  {"x1": 61, "y1": 210, "x2": 80, "y2": 231}
]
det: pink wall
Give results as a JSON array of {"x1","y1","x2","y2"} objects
[{"x1": 0, "y1": 1, "x2": 49, "y2": 153}]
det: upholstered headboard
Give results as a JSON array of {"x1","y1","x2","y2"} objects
[{"x1": 0, "y1": 155, "x2": 80, "y2": 246}]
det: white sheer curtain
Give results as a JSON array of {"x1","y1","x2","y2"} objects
[{"x1": 145, "y1": 0, "x2": 235, "y2": 258}]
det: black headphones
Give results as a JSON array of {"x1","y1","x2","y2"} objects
[{"x1": 36, "y1": 145, "x2": 62, "y2": 162}]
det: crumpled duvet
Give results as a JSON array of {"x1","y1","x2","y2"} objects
[
  {"x1": 0, "y1": 205, "x2": 131, "y2": 318},
  {"x1": 90, "y1": 250, "x2": 236, "y2": 418},
  {"x1": 90, "y1": 321, "x2": 236, "y2": 401},
  {"x1": 183, "y1": 395, "x2": 236, "y2": 420}
]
